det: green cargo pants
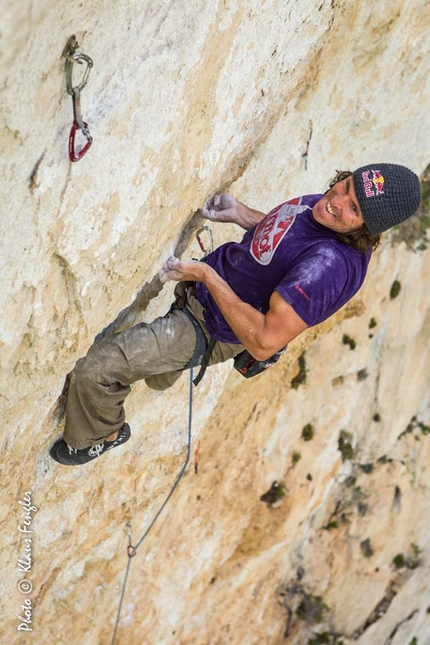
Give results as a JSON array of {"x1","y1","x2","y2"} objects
[{"x1": 63, "y1": 283, "x2": 243, "y2": 449}]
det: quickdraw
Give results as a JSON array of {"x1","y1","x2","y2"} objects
[
  {"x1": 195, "y1": 225, "x2": 214, "y2": 257},
  {"x1": 62, "y1": 35, "x2": 94, "y2": 162}
]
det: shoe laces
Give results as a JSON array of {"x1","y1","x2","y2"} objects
[{"x1": 88, "y1": 443, "x2": 105, "y2": 457}]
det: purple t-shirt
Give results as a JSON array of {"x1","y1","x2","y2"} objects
[{"x1": 196, "y1": 194, "x2": 372, "y2": 343}]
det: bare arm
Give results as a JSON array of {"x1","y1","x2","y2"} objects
[
  {"x1": 199, "y1": 194, "x2": 266, "y2": 230},
  {"x1": 159, "y1": 258, "x2": 308, "y2": 360}
]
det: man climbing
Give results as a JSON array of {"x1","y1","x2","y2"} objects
[{"x1": 50, "y1": 163, "x2": 421, "y2": 465}]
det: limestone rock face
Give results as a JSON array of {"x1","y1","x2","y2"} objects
[{"x1": 1, "y1": 1, "x2": 429, "y2": 644}]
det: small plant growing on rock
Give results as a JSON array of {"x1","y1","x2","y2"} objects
[
  {"x1": 291, "y1": 352, "x2": 307, "y2": 389},
  {"x1": 357, "y1": 368, "x2": 369, "y2": 381},
  {"x1": 377, "y1": 455, "x2": 393, "y2": 464},
  {"x1": 338, "y1": 430, "x2": 355, "y2": 461},
  {"x1": 307, "y1": 632, "x2": 346, "y2": 645},
  {"x1": 392, "y1": 553, "x2": 406, "y2": 568},
  {"x1": 345, "y1": 475, "x2": 357, "y2": 487},
  {"x1": 342, "y1": 334, "x2": 356, "y2": 350},
  {"x1": 390, "y1": 280, "x2": 401, "y2": 299},
  {"x1": 292, "y1": 451, "x2": 302, "y2": 466},
  {"x1": 360, "y1": 538, "x2": 374, "y2": 558},
  {"x1": 399, "y1": 415, "x2": 430, "y2": 439},
  {"x1": 323, "y1": 520, "x2": 339, "y2": 531},
  {"x1": 369, "y1": 317, "x2": 377, "y2": 329},
  {"x1": 411, "y1": 543, "x2": 423, "y2": 563},
  {"x1": 406, "y1": 416, "x2": 417, "y2": 432},
  {"x1": 302, "y1": 423, "x2": 315, "y2": 441},
  {"x1": 392, "y1": 543, "x2": 423, "y2": 570},
  {"x1": 296, "y1": 594, "x2": 329, "y2": 625},
  {"x1": 260, "y1": 481, "x2": 286, "y2": 505}
]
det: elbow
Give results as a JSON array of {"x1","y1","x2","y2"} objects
[
  {"x1": 247, "y1": 336, "x2": 290, "y2": 361},
  {"x1": 248, "y1": 346, "x2": 276, "y2": 362}
]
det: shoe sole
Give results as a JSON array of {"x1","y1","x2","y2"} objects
[{"x1": 50, "y1": 424, "x2": 131, "y2": 466}]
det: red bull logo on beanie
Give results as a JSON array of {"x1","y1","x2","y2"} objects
[{"x1": 362, "y1": 169, "x2": 385, "y2": 198}]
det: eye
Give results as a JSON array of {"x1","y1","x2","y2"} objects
[{"x1": 346, "y1": 179, "x2": 360, "y2": 215}]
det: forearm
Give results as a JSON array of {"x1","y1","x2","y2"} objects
[
  {"x1": 199, "y1": 265, "x2": 273, "y2": 359},
  {"x1": 234, "y1": 202, "x2": 266, "y2": 230},
  {"x1": 200, "y1": 193, "x2": 266, "y2": 230}
]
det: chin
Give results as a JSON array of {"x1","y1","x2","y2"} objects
[{"x1": 312, "y1": 200, "x2": 328, "y2": 226}]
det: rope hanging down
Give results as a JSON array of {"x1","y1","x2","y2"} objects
[{"x1": 110, "y1": 367, "x2": 195, "y2": 645}]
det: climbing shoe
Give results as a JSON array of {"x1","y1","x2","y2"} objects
[{"x1": 49, "y1": 423, "x2": 131, "y2": 466}]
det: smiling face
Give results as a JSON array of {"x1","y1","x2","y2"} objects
[{"x1": 313, "y1": 176, "x2": 365, "y2": 233}]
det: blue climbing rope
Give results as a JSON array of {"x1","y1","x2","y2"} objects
[{"x1": 110, "y1": 367, "x2": 195, "y2": 645}]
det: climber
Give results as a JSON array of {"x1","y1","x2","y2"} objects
[{"x1": 50, "y1": 163, "x2": 421, "y2": 465}]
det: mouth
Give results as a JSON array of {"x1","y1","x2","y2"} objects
[{"x1": 326, "y1": 200, "x2": 337, "y2": 219}]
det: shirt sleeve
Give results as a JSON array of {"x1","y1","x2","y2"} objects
[{"x1": 275, "y1": 246, "x2": 350, "y2": 326}]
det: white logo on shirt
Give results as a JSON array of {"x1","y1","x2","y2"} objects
[{"x1": 251, "y1": 197, "x2": 307, "y2": 265}]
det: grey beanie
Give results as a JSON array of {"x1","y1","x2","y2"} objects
[{"x1": 352, "y1": 163, "x2": 421, "y2": 235}]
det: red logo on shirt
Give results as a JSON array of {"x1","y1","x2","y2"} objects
[
  {"x1": 295, "y1": 284, "x2": 310, "y2": 301},
  {"x1": 251, "y1": 197, "x2": 306, "y2": 265}
]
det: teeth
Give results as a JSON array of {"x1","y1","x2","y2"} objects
[{"x1": 327, "y1": 201, "x2": 335, "y2": 217}]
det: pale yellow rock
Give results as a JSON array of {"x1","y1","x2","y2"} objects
[{"x1": 1, "y1": 1, "x2": 429, "y2": 644}]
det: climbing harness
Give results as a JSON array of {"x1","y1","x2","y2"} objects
[
  {"x1": 165, "y1": 226, "x2": 216, "y2": 386},
  {"x1": 189, "y1": 225, "x2": 217, "y2": 385},
  {"x1": 62, "y1": 35, "x2": 94, "y2": 162},
  {"x1": 110, "y1": 367, "x2": 195, "y2": 645}
]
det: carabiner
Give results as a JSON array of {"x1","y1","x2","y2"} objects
[
  {"x1": 69, "y1": 122, "x2": 93, "y2": 162},
  {"x1": 65, "y1": 52, "x2": 93, "y2": 96},
  {"x1": 68, "y1": 85, "x2": 93, "y2": 162},
  {"x1": 195, "y1": 225, "x2": 214, "y2": 257}
]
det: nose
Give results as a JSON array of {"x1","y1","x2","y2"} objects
[{"x1": 331, "y1": 191, "x2": 348, "y2": 211}]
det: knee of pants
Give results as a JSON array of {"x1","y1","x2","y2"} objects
[
  {"x1": 145, "y1": 371, "x2": 183, "y2": 391},
  {"x1": 70, "y1": 356, "x2": 132, "y2": 412},
  {"x1": 72, "y1": 342, "x2": 128, "y2": 386}
]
